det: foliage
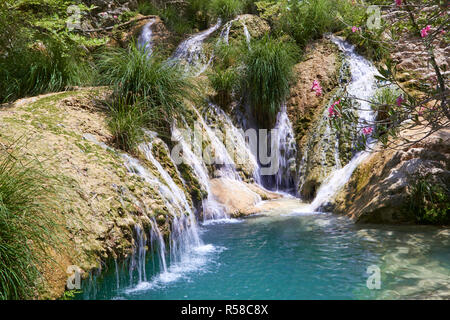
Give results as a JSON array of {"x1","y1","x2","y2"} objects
[
  {"x1": 328, "y1": 1, "x2": 448, "y2": 151},
  {"x1": 208, "y1": 42, "x2": 246, "y2": 108},
  {"x1": 256, "y1": 0, "x2": 364, "y2": 48},
  {"x1": 242, "y1": 36, "x2": 297, "y2": 127},
  {"x1": 0, "y1": 0, "x2": 103, "y2": 103},
  {"x1": 97, "y1": 44, "x2": 196, "y2": 149},
  {"x1": 107, "y1": 98, "x2": 149, "y2": 152},
  {"x1": 209, "y1": 67, "x2": 240, "y2": 109},
  {"x1": 0, "y1": 141, "x2": 63, "y2": 299},
  {"x1": 408, "y1": 176, "x2": 449, "y2": 225},
  {"x1": 0, "y1": 39, "x2": 94, "y2": 103},
  {"x1": 209, "y1": 0, "x2": 243, "y2": 20}
]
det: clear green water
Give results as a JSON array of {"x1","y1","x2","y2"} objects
[{"x1": 78, "y1": 211, "x2": 450, "y2": 300}]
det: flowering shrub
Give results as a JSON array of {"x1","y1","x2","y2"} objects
[{"x1": 329, "y1": 0, "x2": 448, "y2": 151}]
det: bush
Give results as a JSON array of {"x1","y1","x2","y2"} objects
[
  {"x1": 209, "y1": 67, "x2": 240, "y2": 109},
  {"x1": 107, "y1": 99, "x2": 148, "y2": 152},
  {"x1": 0, "y1": 1, "x2": 99, "y2": 103},
  {"x1": 408, "y1": 176, "x2": 450, "y2": 225},
  {"x1": 97, "y1": 44, "x2": 196, "y2": 149},
  {"x1": 242, "y1": 36, "x2": 297, "y2": 127},
  {"x1": 258, "y1": 0, "x2": 363, "y2": 48},
  {"x1": 208, "y1": 42, "x2": 245, "y2": 109},
  {"x1": 209, "y1": 0, "x2": 243, "y2": 20},
  {"x1": 0, "y1": 141, "x2": 62, "y2": 299},
  {"x1": 0, "y1": 40, "x2": 93, "y2": 103}
]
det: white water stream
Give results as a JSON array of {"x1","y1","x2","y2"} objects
[
  {"x1": 296, "y1": 36, "x2": 379, "y2": 213},
  {"x1": 138, "y1": 20, "x2": 156, "y2": 55}
]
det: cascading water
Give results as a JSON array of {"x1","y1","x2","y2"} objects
[
  {"x1": 242, "y1": 22, "x2": 251, "y2": 48},
  {"x1": 171, "y1": 124, "x2": 230, "y2": 222},
  {"x1": 297, "y1": 36, "x2": 379, "y2": 213},
  {"x1": 270, "y1": 104, "x2": 298, "y2": 193},
  {"x1": 83, "y1": 17, "x2": 287, "y2": 297},
  {"x1": 219, "y1": 18, "x2": 238, "y2": 45},
  {"x1": 203, "y1": 103, "x2": 261, "y2": 183},
  {"x1": 120, "y1": 143, "x2": 220, "y2": 293},
  {"x1": 170, "y1": 19, "x2": 222, "y2": 75},
  {"x1": 138, "y1": 20, "x2": 155, "y2": 55}
]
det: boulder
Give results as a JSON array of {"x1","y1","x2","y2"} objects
[
  {"x1": 109, "y1": 15, "x2": 173, "y2": 52},
  {"x1": 210, "y1": 178, "x2": 261, "y2": 217},
  {"x1": 333, "y1": 127, "x2": 450, "y2": 224}
]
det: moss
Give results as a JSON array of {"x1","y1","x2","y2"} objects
[
  {"x1": 353, "y1": 163, "x2": 373, "y2": 194},
  {"x1": 178, "y1": 162, "x2": 207, "y2": 204}
]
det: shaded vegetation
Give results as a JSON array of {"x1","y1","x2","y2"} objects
[
  {"x1": 0, "y1": 0, "x2": 103, "y2": 103},
  {"x1": 0, "y1": 141, "x2": 63, "y2": 299},
  {"x1": 408, "y1": 176, "x2": 450, "y2": 225}
]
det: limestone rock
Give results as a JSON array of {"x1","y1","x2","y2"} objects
[
  {"x1": 210, "y1": 178, "x2": 262, "y2": 217},
  {"x1": 334, "y1": 128, "x2": 450, "y2": 224}
]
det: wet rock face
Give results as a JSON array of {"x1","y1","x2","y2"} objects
[
  {"x1": 334, "y1": 128, "x2": 450, "y2": 224},
  {"x1": 229, "y1": 14, "x2": 270, "y2": 40},
  {"x1": 285, "y1": 39, "x2": 346, "y2": 199},
  {"x1": 109, "y1": 15, "x2": 173, "y2": 52}
]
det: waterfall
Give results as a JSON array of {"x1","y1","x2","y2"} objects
[
  {"x1": 138, "y1": 20, "x2": 156, "y2": 56},
  {"x1": 172, "y1": 124, "x2": 230, "y2": 222},
  {"x1": 170, "y1": 19, "x2": 222, "y2": 75},
  {"x1": 121, "y1": 147, "x2": 218, "y2": 292},
  {"x1": 129, "y1": 225, "x2": 147, "y2": 284},
  {"x1": 298, "y1": 36, "x2": 379, "y2": 213},
  {"x1": 88, "y1": 18, "x2": 282, "y2": 295},
  {"x1": 203, "y1": 103, "x2": 260, "y2": 183},
  {"x1": 271, "y1": 104, "x2": 297, "y2": 193},
  {"x1": 241, "y1": 22, "x2": 251, "y2": 48},
  {"x1": 219, "y1": 18, "x2": 238, "y2": 45},
  {"x1": 149, "y1": 217, "x2": 168, "y2": 274}
]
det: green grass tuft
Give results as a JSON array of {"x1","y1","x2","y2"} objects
[
  {"x1": 0, "y1": 140, "x2": 63, "y2": 299},
  {"x1": 209, "y1": 0, "x2": 243, "y2": 20},
  {"x1": 97, "y1": 43, "x2": 196, "y2": 150},
  {"x1": 242, "y1": 36, "x2": 298, "y2": 128}
]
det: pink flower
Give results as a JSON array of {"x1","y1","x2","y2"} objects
[
  {"x1": 418, "y1": 106, "x2": 425, "y2": 115},
  {"x1": 328, "y1": 99, "x2": 341, "y2": 117},
  {"x1": 362, "y1": 127, "x2": 373, "y2": 135},
  {"x1": 441, "y1": 30, "x2": 446, "y2": 35},
  {"x1": 421, "y1": 25, "x2": 431, "y2": 38},
  {"x1": 311, "y1": 80, "x2": 323, "y2": 97},
  {"x1": 311, "y1": 80, "x2": 320, "y2": 90},
  {"x1": 352, "y1": 26, "x2": 360, "y2": 33},
  {"x1": 396, "y1": 95, "x2": 404, "y2": 107},
  {"x1": 395, "y1": 0, "x2": 402, "y2": 6},
  {"x1": 114, "y1": 15, "x2": 118, "y2": 19}
]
